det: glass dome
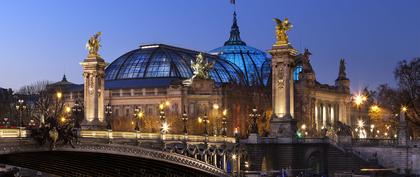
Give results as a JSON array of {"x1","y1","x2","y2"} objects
[
  {"x1": 105, "y1": 44, "x2": 246, "y2": 85},
  {"x1": 210, "y1": 12, "x2": 268, "y2": 86}
]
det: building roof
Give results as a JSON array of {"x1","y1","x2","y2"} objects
[
  {"x1": 105, "y1": 44, "x2": 246, "y2": 86},
  {"x1": 209, "y1": 12, "x2": 268, "y2": 86}
]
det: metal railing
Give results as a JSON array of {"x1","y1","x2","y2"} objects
[{"x1": 352, "y1": 138, "x2": 397, "y2": 147}]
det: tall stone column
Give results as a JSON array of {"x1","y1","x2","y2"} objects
[
  {"x1": 80, "y1": 32, "x2": 106, "y2": 129},
  {"x1": 269, "y1": 44, "x2": 298, "y2": 139}
]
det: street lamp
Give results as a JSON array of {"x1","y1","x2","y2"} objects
[
  {"x1": 105, "y1": 104, "x2": 113, "y2": 130},
  {"x1": 353, "y1": 93, "x2": 367, "y2": 133},
  {"x1": 159, "y1": 103, "x2": 168, "y2": 134},
  {"x1": 249, "y1": 107, "x2": 260, "y2": 134},
  {"x1": 72, "y1": 101, "x2": 83, "y2": 128},
  {"x1": 181, "y1": 110, "x2": 188, "y2": 136},
  {"x1": 133, "y1": 107, "x2": 143, "y2": 132},
  {"x1": 221, "y1": 109, "x2": 228, "y2": 137},
  {"x1": 203, "y1": 114, "x2": 209, "y2": 137},
  {"x1": 15, "y1": 99, "x2": 26, "y2": 127}
]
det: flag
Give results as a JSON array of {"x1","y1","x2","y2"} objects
[{"x1": 230, "y1": 0, "x2": 236, "y2": 5}]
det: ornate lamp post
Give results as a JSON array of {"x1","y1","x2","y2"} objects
[
  {"x1": 72, "y1": 101, "x2": 83, "y2": 129},
  {"x1": 15, "y1": 99, "x2": 26, "y2": 127},
  {"x1": 181, "y1": 110, "x2": 188, "y2": 135},
  {"x1": 221, "y1": 109, "x2": 228, "y2": 138},
  {"x1": 105, "y1": 104, "x2": 113, "y2": 130},
  {"x1": 249, "y1": 107, "x2": 260, "y2": 134},
  {"x1": 133, "y1": 107, "x2": 143, "y2": 132},
  {"x1": 353, "y1": 93, "x2": 367, "y2": 137},
  {"x1": 159, "y1": 103, "x2": 169, "y2": 134},
  {"x1": 203, "y1": 114, "x2": 209, "y2": 136}
]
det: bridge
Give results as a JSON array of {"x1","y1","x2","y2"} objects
[
  {"x1": 1, "y1": 128, "x2": 419, "y2": 176},
  {"x1": 0, "y1": 128, "x2": 236, "y2": 177}
]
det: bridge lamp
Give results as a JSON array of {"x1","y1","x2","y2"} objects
[
  {"x1": 159, "y1": 103, "x2": 164, "y2": 110},
  {"x1": 231, "y1": 154, "x2": 237, "y2": 160},
  {"x1": 161, "y1": 122, "x2": 170, "y2": 134},
  {"x1": 60, "y1": 117, "x2": 66, "y2": 123},
  {"x1": 165, "y1": 101, "x2": 170, "y2": 107},
  {"x1": 357, "y1": 120, "x2": 365, "y2": 128},
  {"x1": 198, "y1": 117, "x2": 202, "y2": 123}
]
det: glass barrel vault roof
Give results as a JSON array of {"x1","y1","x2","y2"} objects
[{"x1": 105, "y1": 44, "x2": 246, "y2": 85}]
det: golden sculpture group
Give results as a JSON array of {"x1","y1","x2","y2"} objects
[
  {"x1": 86, "y1": 32, "x2": 102, "y2": 58},
  {"x1": 274, "y1": 18, "x2": 292, "y2": 46},
  {"x1": 191, "y1": 53, "x2": 214, "y2": 80}
]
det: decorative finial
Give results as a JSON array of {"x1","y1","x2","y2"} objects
[
  {"x1": 273, "y1": 18, "x2": 293, "y2": 46},
  {"x1": 86, "y1": 32, "x2": 102, "y2": 58},
  {"x1": 337, "y1": 58, "x2": 348, "y2": 80},
  {"x1": 191, "y1": 53, "x2": 215, "y2": 80},
  {"x1": 224, "y1": 11, "x2": 246, "y2": 46}
]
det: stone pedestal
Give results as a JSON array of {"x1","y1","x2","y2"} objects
[
  {"x1": 80, "y1": 55, "x2": 106, "y2": 130},
  {"x1": 269, "y1": 115, "x2": 297, "y2": 139},
  {"x1": 247, "y1": 133, "x2": 260, "y2": 144}
]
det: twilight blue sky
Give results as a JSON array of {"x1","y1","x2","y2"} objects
[{"x1": 0, "y1": 1, "x2": 419, "y2": 92}]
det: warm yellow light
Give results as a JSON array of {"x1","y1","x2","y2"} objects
[
  {"x1": 159, "y1": 104, "x2": 164, "y2": 110},
  {"x1": 165, "y1": 101, "x2": 170, "y2": 106},
  {"x1": 353, "y1": 93, "x2": 367, "y2": 106},
  {"x1": 60, "y1": 117, "x2": 66, "y2": 122},
  {"x1": 234, "y1": 127, "x2": 239, "y2": 134},
  {"x1": 232, "y1": 154, "x2": 237, "y2": 160},
  {"x1": 198, "y1": 117, "x2": 202, "y2": 123},
  {"x1": 301, "y1": 124, "x2": 307, "y2": 130},
  {"x1": 222, "y1": 109, "x2": 227, "y2": 116},
  {"x1": 357, "y1": 120, "x2": 365, "y2": 128},
  {"x1": 65, "y1": 106, "x2": 71, "y2": 113},
  {"x1": 138, "y1": 112, "x2": 144, "y2": 118},
  {"x1": 370, "y1": 124, "x2": 375, "y2": 129},
  {"x1": 401, "y1": 106, "x2": 408, "y2": 112},
  {"x1": 213, "y1": 103, "x2": 219, "y2": 110},
  {"x1": 56, "y1": 92, "x2": 62, "y2": 99},
  {"x1": 370, "y1": 105, "x2": 380, "y2": 112},
  {"x1": 161, "y1": 122, "x2": 170, "y2": 133},
  {"x1": 131, "y1": 121, "x2": 134, "y2": 125}
]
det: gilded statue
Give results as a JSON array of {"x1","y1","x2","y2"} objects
[
  {"x1": 274, "y1": 18, "x2": 292, "y2": 46},
  {"x1": 191, "y1": 53, "x2": 214, "y2": 80},
  {"x1": 86, "y1": 32, "x2": 102, "y2": 57}
]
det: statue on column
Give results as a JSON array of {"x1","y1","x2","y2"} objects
[
  {"x1": 274, "y1": 18, "x2": 293, "y2": 46},
  {"x1": 86, "y1": 32, "x2": 102, "y2": 58}
]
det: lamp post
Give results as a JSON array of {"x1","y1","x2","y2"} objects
[
  {"x1": 222, "y1": 109, "x2": 228, "y2": 138},
  {"x1": 233, "y1": 127, "x2": 241, "y2": 177},
  {"x1": 353, "y1": 93, "x2": 367, "y2": 137},
  {"x1": 181, "y1": 110, "x2": 188, "y2": 135},
  {"x1": 203, "y1": 114, "x2": 209, "y2": 141},
  {"x1": 133, "y1": 107, "x2": 143, "y2": 132},
  {"x1": 249, "y1": 107, "x2": 260, "y2": 134},
  {"x1": 15, "y1": 99, "x2": 26, "y2": 127},
  {"x1": 72, "y1": 101, "x2": 83, "y2": 129},
  {"x1": 105, "y1": 104, "x2": 113, "y2": 130}
]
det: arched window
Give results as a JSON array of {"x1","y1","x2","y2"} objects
[{"x1": 293, "y1": 65, "x2": 303, "y2": 80}]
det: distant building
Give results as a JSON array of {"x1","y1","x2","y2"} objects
[{"x1": 49, "y1": 12, "x2": 351, "y2": 136}]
